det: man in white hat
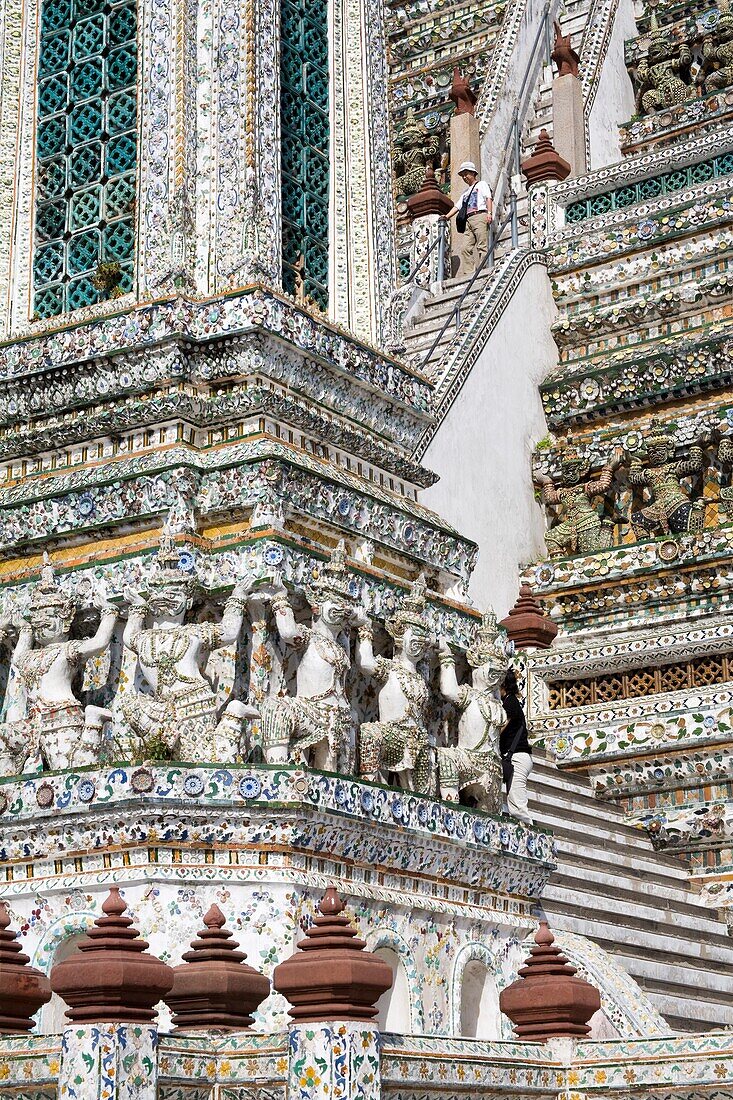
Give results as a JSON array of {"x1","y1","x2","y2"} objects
[{"x1": 443, "y1": 161, "x2": 493, "y2": 277}]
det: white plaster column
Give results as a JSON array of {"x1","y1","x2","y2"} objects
[
  {"x1": 1, "y1": 0, "x2": 40, "y2": 334},
  {"x1": 330, "y1": 0, "x2": 396, "y2": 342},
  {"x1": 552, "y1": 73, "x2": 587, "y2": 177},
  {"x1": 136, "y1": 0, "x2": 196, "y2": 297},
  {"x1": 59, "y1": 1024, "x2": 159, "y2": 1100},
  {"x1": 287, "y1": 1022, "x2": 382, "y2": 1100},
  {"x1": 448, "y1": 111, "x2": 481, "y2": 276}
]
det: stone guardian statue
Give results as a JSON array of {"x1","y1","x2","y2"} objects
[
  {"x1": 535, "y1": 445, "x2": 622, "y2": 557},
  {"x1": 259, "y1": 541, "x2": 359, "y2": 772},
  {"x1": 0, "y1": 554, "x2": 118, "y2": 776},
  {"x1": 628, "y1": 418, "x2": 706, "y2": 538},
  {"x1": 634, "y1": 14, "x2": 693, "y2": 113},
  {"x1": 357, "y1": 574, "x2": 435, "y2": 795},
  {"x1": 122, "y1": 536, "x2": 257, "y2": 762},
  {"x1": 436, "y1": 609, "x2": 509, "y2": 811}
]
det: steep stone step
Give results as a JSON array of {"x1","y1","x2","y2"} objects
[
  {"x1": 541, "y1": 889, "x2": 733, "y2": 953},
  {"x1": 528, "y1": 751, "x2": 733, "y2": 1032},
  {"x1": 546, "y1": 866, "x2": 714, "y2": 918}
]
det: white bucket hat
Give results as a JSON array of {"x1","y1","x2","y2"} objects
[{"x1": 458, "y1": 161, "x2": 478, "y2": 175}]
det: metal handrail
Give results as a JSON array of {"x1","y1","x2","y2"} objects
[
  {"x1": 397, "y1": 231, "x2": 444, "y2": 291},
  {"x1": 492, "y1": 0, "x2": 554, "y2": 216},
  {"x1": 419, "y1": 198, "x2": 515, "y2": 369},
  {"x1": 417, "y1": 0, "x2": 555, "y2": 368}
]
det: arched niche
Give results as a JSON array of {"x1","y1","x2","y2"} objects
[
  {"x1": 459, "y1": 958, "x2": 500, "y2": 1039},
  {"x1": 451, "y1": 942, "x2": 503, "y2": 1039},
  {"x1": 38, "y1": 933, "x2": 85, "y2": 1034},
  {"x1": 373, "y1": 946, "x2": 411, "y2": 1033}
]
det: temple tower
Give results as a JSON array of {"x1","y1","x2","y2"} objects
[{"x1": 0, "y1": 0, "x2": 395, "y2": 341}]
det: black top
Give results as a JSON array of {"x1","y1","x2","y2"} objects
[{"x1": 500, "y1": 693, "x2": 532, "y2": 757}]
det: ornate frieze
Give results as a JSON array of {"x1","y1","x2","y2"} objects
[
  {"x1": 0, "y1": 447, "x2": 474, "y2": 577},
  {"x1": 0, "y1": 765, "x2": 554, "y2": 892},
  {"x1": 541, "y1": 329, "x2": 732, "y2": 428},
  {"x1": 620, "y1": 89, "x2": 733, "y2": 155},
  {"x1": 550, "y1": 122, "x2": 733, "y2": 206},
  {"x1": 563, "y1": 150, "x2": 733, "y2": 224},
  {"x1": 0, "y1": 290, "x2": 432, "y2": 416},
  {"x1": 546, "y1": 651, "x2": 733, "y2": 709}
]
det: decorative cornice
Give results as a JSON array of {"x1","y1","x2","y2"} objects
[{"x1": 551, "y1": 123, "x2": 733, "y2": 205}]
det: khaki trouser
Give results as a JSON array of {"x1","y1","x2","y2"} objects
[{"x1": 459, "y1": 212, "x2": 490, "y2": 276}]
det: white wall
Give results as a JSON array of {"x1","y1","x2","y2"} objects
[
  {"x1": 422, "y1": 261, "x2": 557, "y2": 618},
  {"x1": 587, "y1": 0, "x2": 638, "y2": 169},
  {"x1": 374, "y1": 947, "x2": 412, "y2": 1032},
  {"x1": 459, "y1": 960, "x2": 500, "y2": 1039}
]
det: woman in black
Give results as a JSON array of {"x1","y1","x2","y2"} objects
[{"x1": 500, "y1": 670, "x2": 533, "y2": 825}]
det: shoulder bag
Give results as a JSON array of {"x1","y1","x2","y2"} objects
[{"x1": 456, "y1": 182, "x2": 477, "y2": 233}]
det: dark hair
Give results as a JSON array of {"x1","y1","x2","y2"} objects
[{"x1": 502, "y1": 670, "x2": 519, "y2": 695}]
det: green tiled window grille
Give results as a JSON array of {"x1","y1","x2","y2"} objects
[
  {"x1": 564, "y1": 153, "x2": 733, "y2": 224},
  {"x1": 34, "y1": 0, "x2": 138, "y2": 320},
  {"x1": 280, "y1": 0, "x2": 329, "y2": 311}
]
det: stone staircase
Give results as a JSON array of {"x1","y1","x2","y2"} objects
[
  {"x1": 529, "y1": 752, "x2": 733, "y2": 1034},
  {"x1": 404, "y1": 270, "x2": 495, "y2": 376}
]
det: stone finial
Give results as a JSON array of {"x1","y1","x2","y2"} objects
[
  {"x1": 521, "y1": 130, "x2": 571, "y2": 185},
  {"x1": 551, "y1": 20, "x2": 580, "y2": 77},
  {"x1": 0, "y1": 900, "x2": 52, "y2": 1032},
  {"x1": 50, "y1": 887, "x2": 173, "y2": 1023},
  {"x1": 500, "y1": 584, "x2": 558, "y2": 650},
  {"x1": 165, "y1": 904, "x2": 270, "y2": 1031},
  {"x1": 273, "y1": 887, "x2": 392, "y2": 1022},
  {"x1": 405, "y1": 163, "x2": 453, "y2": 220},
  {"x1": 499, "y1": 921, "x2": 601, "y2": 1040},
  {"x1": 449, "y1": 67, "x2": 477, "y2": 115}
]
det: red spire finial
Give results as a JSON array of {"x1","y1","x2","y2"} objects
[
  {"x1": 0, "y1": 900, "x2": 52, "y2": 1032},
  {"x1": 50, "y1": 887, "x2": 173, "y2": 1023},
  {"x1": 319, "y1": 887, "x2": 345, "y2": 917},
  {"x1": 500, "y1": 920, "x2": 600, "y2": 1040},
  {"x1": 405, "y1": 164, "x2": 453, "y2": 220},
  {"x1": 165, "y1": 904, "x2": 270, "y2": 1030},
  {"x1": 521, "y1": 130, "x2": 571, "y2": 185},
  {"x1": 449, "y1": 67, "x2": 477, "y2": 114},
  {"x1": 204, "y1": 904, "x2": 226, "y2": 930},
  {"x1": 273, "y1": 888, "x2": 392, "y2": 1022},
  {"x1": 500, "y1": 584, "x2": 558, "y2": 649}
]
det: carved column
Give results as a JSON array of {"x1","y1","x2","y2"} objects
[
  {"x1": 550, "y1": 21, "x2": 587, "y2": 177},
  {"x1": 246, "y1": 596, "x2": 274, "y2": 761},
  {"x1": 275, "y1": 887, "x2": 392, "y2": 1100},
  {"x1": 52, "y1": 887, "x2": 172, "y2": 1100},
  {"x1": 448, "y1": 68, "x2": 481, "y2": 278},
  {"x1": 406, "y1": 167, "x2": 452, "y2": 291},
  {"x1": 553, "y1": 75, "x2": 587, "y2": 177}
]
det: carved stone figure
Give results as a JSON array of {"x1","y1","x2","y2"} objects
[
  {"x1": 717, "y1": 436, "x2": 733, "y2": 511},
  {"x1": 122, "y1": 537, "x2": 257, "y2": 762},
  {"x1": 0, "y1": 554, "x2": 118, "y2": 776},
  {"x1": 358, "y1": 574, "x2": 435, "y2": 794},
  {"x1": 260, "y1": 541, "x2": 359, "y2": 772},
  {"x1": 394, "y1": 109, "x2": 442, "y2": 197},
  {"x1": 551, "y1": 20, "x2": 580, "y2": 77},
  {"x1": 702, "y1": 0, "x2": 733, "y2": 91},
  {"x1": 634, "y1": 15, "x2": 693, "y2": 114},
  {"x1": 535, "y1": 446, "x2": 622, "y2": 557},
  {"x1": 436, "y1": 609, "x2": 509, "y2": 811},
  {"x1": 628, "y1": 418, "x2": 706, "y2": 538}
]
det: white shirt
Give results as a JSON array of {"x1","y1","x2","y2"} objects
[{"x1": 460, "y1": 180, "x2": 492, "y2": 214}]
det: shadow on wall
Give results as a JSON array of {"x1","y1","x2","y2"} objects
[
  {"x1": 459, "y1": 958, "x2": 500, "y2": 1039},
  {"x1": 39, "y1": 934, "x2": 85, "y2": 1034},
  {"x1": 374, "y1": 946, "x2": 412, "y2": 1032}
]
